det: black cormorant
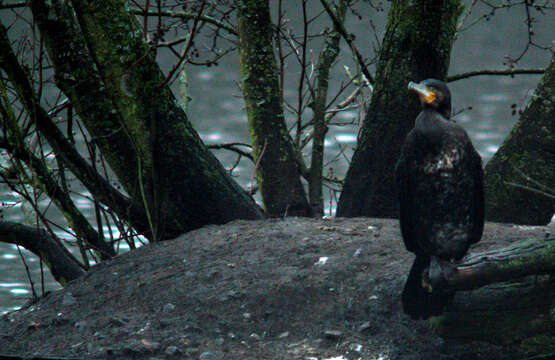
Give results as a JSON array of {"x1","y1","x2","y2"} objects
[{"x1": 395, "y1": 79, "x2": 484, "y2": 320}]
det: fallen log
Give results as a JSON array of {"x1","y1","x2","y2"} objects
[
  {"x1": 429, "y1": 236, "x2": 554, "y2": 358},
  {"x1": 446, "y1": 236, "x2": 554, "y2": 291}
]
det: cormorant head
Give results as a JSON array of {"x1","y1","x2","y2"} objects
[{"x1": 408, "y1": 79, "x2": 451, "y2": 119}]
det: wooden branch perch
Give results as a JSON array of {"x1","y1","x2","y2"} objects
[
  {"x1": 431, "y1": 237, "x2": 554, "y2": 352},
  {"x1": 435, "y1": 237, "x2": 554, "y2": 292}
]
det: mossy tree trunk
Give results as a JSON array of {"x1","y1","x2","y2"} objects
[
  {"x1": 236, "y1": 0, "x2": 312, "y2": 217},
  {"x1": 27, "y1": 0, "x2": 151, "y2": 238},
  {"x1": 484, "y1": 55, "x2": 555, "y2": 225},
  {"x1": 337, "y1": 0, "x2": 463, "y2": 218},
  {"x1": 20, "y1": 0, "x2": 263, "y2": 241}
]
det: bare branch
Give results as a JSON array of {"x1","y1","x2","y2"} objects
[
  {"x1": 207, "y1": 142, "x2": 253, "y2": 161},
  {"x1": 447, "y1": 68, "x2": 545, "y2": 82},
  {"x1": 0, "y1": 2, "x2": 27, "y2": 10},
  {"x1": 129, "y1": 8, "x2": 238, "y2": 36},
  {"x1": 0, "y1": 220, "x2": 85, "y2": 285},
  {"x1": 158, "y1": 0, "x2": 207, "y2": 88},
  {"x1": 319, "y1": 0, "x2": 375, "y2": 85},
  {"x1": 187, "y1": 47, "x2": 235, "y2": 66}
]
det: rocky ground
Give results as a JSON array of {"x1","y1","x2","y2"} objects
[{"x1": 0, "y1": 217, "x2": 552, "y2": 359}]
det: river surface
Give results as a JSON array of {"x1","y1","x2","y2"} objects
[{"x1": 0, "y1": 1, "x2": 553, "y2": 313}]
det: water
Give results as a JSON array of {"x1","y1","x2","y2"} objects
[{"x1": 0, "y1": 1, "x2": 553, "y2": 313}]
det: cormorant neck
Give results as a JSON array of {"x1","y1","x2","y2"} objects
[{"x1": 423, "y1": 103, "x2": 451, "y2": 120}]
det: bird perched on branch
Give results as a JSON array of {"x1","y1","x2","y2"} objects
[{"x1": 395, "y1": 79, "x2": 484, "y2": 320}]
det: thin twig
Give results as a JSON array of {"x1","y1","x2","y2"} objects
[
  {"x1": 157, "y1": 0, "x2": 207, "y2": 88},
  {"x1": 16, "y1": 245, "x2": 38, "y2": 300}
]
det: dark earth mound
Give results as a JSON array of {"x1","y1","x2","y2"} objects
[{"x1": 0, "y1": 217, "x2": 552, "y2": 359}]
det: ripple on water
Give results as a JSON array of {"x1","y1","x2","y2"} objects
[
  {"x1": 0, "y1": 282, "x2": 28, "y2": 288},
  {"x1": 336, "y1": 110, "x2": 357, "y2": 120},
  {"x1": 479, "y1": 93, "x2": 509, "y2": 103},
  {"x1": 9, "y1": 288, "x2": 30, "y2": 295},
  {"x1": 75, "y1": 198, "x2": 94, "y2": 209},
  {"x1": 201, "y1": 132, "x2": 223, "y2": 142},
  {"x1": 196, "y1": 71, "x2": 214, "y2": 81},
  {"x1": 484, "y1": 144, "x2": 500, "y2": 154},
  {"x1": 473, "y1": 132, "x2": 503, "y2": 141}
]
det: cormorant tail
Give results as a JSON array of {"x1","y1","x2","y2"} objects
[{"x1": 402, "y1": 256, "x2": 454, "y2": 320}]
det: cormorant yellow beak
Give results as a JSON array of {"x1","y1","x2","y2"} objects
[{"x1": 408, "y1": 81, "x2": 436, "y2": 103}]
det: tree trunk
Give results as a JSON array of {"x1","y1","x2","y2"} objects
[
  {"x1": 427, "y1": 237, "x2": 554, "y2": 356},
  {"x1": 31, "y1": 0, "x2": 263, "y2": 239},
  {"x1": 236, "y1": 0, "x2": 311, "y2": 217},
  {"x1": 337, "y1": 0, "x2": 463, "y2": 218},
  {"x1": 0, "y1": 22, "x2": 150, "y2": 239},
  {"x1": 29, "y1": 0, "x2": 150, "y2": 237},
  {"x1": 484, "y1": 55, "x2": 555, "y2": 225},
  {"x1": 308, "y1": 0, "x2": 348, "y2": 216}
]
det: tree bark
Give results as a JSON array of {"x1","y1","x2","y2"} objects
[
  {"x1": 0, "y1": 221, "x2": 85, "y2": 286},
  {"x1": 29, "y1": 0, "x2": 148, "y2": 233},
  {"x1": 484, "y1": 55, "x2": 555, "y2": 225},
  {"x1": 31, "y1": 0, "x2": 263, "y2": 239},
  {"x1": 337, "y1": 0, "x2": 463, "y2": 218},
  {"x1": 236, "y1": 0, "x2": 311, "y2": 217}
]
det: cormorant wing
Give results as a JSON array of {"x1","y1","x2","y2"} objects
[
  {"x1": 468, "y1": 143, "x2": 485, "y2": 244},
  {"x1": 395, "y1": 128, "x2": 426, "y2": 253}
]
